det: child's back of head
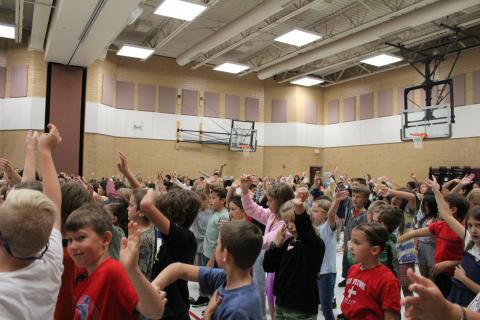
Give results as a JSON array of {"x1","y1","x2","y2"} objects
[
  {"x1": 219, "y1": 220, "x2": 262, "y2": 270},
  {"x1": 0, "y1": 189, "x2": 56, "y2": 258},
  {"x1": 377, "y1": 205, "x2": 403, "y2": 233},
  {"x1": 155, "y1": 189, "x2": 201, "y2": 228},
  {"x1": 61, "y1": 182, "x2": 94, "y2": 227}
]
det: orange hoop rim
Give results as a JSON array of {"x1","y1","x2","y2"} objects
[
  {"x1": 410, "y1": 133, "x2": 428, "y2": 139},
  {"x1": 239, "y1": 144, "x2": 251, "y2": 149}
]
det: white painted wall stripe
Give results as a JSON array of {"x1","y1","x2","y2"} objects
[{"x1": 1, "y1": 98, "x2": 480, "y2": 148}]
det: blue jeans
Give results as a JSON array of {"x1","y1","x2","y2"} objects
[{"x1": 318, "y1": 273, "x2": 336, "y2": 320}]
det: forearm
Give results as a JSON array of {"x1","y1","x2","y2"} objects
[
  {"x1": 22, "y1": 146, "x2": 36, "y2": 182},
  {"x1": 397, "y1": 228, "x2": 431, "y2": 243},
  {"x1": 124, "y1": 169, "x2": 141, "y2": 189},
  {"x1": 7, "y1": 169, "x2": 22, "y2": 183},
  {"x1": 142, "y1": 203, "x2": 170, "y2": 236},
  {"x1": 433, "y1": 189, "x2": 465, "y2": 238},
  {"x1": 128, "y1": 268, "x2": 165, "y2": 319},
  {"x1": 327, "y1": 200, "x2": 340, "y2": 228},
  {"x1": 151, "y1": 262, "x2": 199, "y2": 289},
  {"x1": 40, "y1": 151, "x2": 61, "y2": 227},
  {"x1": 459, "y1": 275, "x2": 480, "y2": 294}
]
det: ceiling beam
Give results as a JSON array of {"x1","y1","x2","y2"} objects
[{"x1": 257, "y1": 0, "x2": 478, "y2": 80}]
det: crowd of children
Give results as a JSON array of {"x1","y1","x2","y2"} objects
[{"x1": 2, "y1": 126, "x2": 480, "y2": 319}]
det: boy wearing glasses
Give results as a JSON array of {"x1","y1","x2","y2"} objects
[{"x1": 0, "y1": 124, "x2": 64, "y2": 319}]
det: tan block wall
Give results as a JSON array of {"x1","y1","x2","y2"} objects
[
  {"x1": 4, "y1": 44, "x2": 47, "y2": 98},
  {"x1": 322, "y1": 137, "x2": 480, "y2": 184},
  {"x1": 323, "y1": 47, "x2": 480, "y2": 122},
  {"x1": 0, "y1": 130, "x2": 29, "y2": 170}
]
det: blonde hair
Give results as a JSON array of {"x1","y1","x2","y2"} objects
[
  {"x1": 0, "y1": 189, "x2": 56, "y2": 257},
  {"x1": 279, "y1": 199, "x2": 295, "y2": 220},
  {"x1": 313, "y1": 199, "x2": 332, "y2": 213},
  {"x1": 467, "y1": 189, "x2": 480, "y2": 204}
]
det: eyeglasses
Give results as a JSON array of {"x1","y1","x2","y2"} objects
[{"x1": 0, "y1": 232, "x2": 49, "y2": 261}]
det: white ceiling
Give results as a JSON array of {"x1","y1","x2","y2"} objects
[{"x1": 2, "y1": 0, "x2": 480, "y2": 85}]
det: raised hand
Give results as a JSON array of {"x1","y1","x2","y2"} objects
[
  {"x1": 119, "y1": 221, "x2": 141, "y2": 272},
  {"x1": 335, "y1": 190, "x2": 350, "y2": 201},
  {"x1": 239, "y1": 174, "x2": 254, "y2": 194},
  {"x1": 38, "y1": 124, "x2": 62, "y2": 153},
  {"x1": 25, "y1": 130, "x2": 39, "y2": 148},
  {"x1": 273, "y1": 224, "x2": 287, "y2": 247},
  {"x1": 116, "y1": 152, "x2": 129, "y2": 175},
  {"x1": 376, "y1": 184, "x2": 391, "y2": 197},
  {"x1": 203, "y1": 290, "x2": 223, "y2": 320},
  {"x1": 424, "y1": 176, "x2": 440, "y2": 192},
  {"x1": 459, "y1": 173, "x2": 475, "y2": 187}
]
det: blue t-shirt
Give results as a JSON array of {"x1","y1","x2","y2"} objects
[
  {"x1": 317, "y1": 222, "x2": 336, "y2": 275},
  {"x1": 198, "y1": 267, "x2": 262, "y2": 320}
]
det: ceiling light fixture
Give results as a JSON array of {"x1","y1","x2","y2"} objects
[
  {"x1": 154, "y1": 0, "x2": 207, "y2": 21},
  {"x1": 361, "y1": 53, "x2": 403, "y2": 67},
  {"x1": 214, "y1": 62, "x2": 250, "y2": 74},
  {"x1": 117, "y1": 45, "x2": 154, "y2": 59},
  {"x1": 290, "y1": 76, "x2": 324, "y2": 87},
  {"x1": 274, "y1": 29, "x2": 321, "y2": 47},
  {"x1": 0, "y1": 24, "x2": 15, "y2": 39}
]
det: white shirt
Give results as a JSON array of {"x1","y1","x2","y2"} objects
[{"x1": 0, "y1": 229, "x2": 64, "y2": 319}]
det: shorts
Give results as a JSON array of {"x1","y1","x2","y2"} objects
[{"x1": 417, "y1": 241, "x2": 435, "y2": 267}]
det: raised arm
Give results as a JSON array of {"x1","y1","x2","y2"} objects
[
  {"x1": 425, "y1": 177, "x2": 465, "y2": 239},
  {"x1": 450, "y1": 174, "x2": 475, "y2": 195},
  {"x1": 22, "y1": 130, "x2": 39, "y2": 182},
  {"x1": 329, "y1": 190, "x2": 349, "y2": 229},
  {"x1": 239, "y1": 174, "x2": 270, "y2": 225},
  {"x1": 120, "y1": 222, "x2": 167, "y2": 319},
  {"x1": 117, "y1": 152, "x2": 141, "y2": 189},
  {"x1": 140, "y1": 188, "x2": 171, "y2": 236},
  {"x1": 378, "y1": 184, "x2": 416, "y2": 210},
  {"x1": 217, "y1": 163, "x2": 227, "y2": 177},
  {"x1": 226, "y1": 180, "x2": 239, "y2": 205},
  {"x1": 38, "y1": 124, "x2": 62, "y2": 230},
  {"x1": 0, "y1": 157, "x2": 22, "y2": 184},
  {"x1": 397, "y1": 227, "x2": 431, "y2": 243}
]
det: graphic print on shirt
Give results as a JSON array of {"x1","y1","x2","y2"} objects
[
  {"x1": 343, "y1": 277, "x2": 366, "y2": 305},
  {"x1": 75, "y1": 295, "x2": 98, "y2": 320}
]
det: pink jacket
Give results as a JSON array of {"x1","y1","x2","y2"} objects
[{"x1": 241, "y1": 193, "x2": 290, "y2": 250}]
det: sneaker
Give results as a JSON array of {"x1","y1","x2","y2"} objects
[
  {"x1": 332, "y1": 298, "x2": 337, "y2": 309},
  {"x1": 338, "y1": 279, "x2": 346, "y2": 287},
  {"x1": 188, "y1": 296, "x2": 195, "y2": 304},
  {"x1": 337, "y1": 314, "x2": 347, "y2": 320},
  {"x1": 191, "y1": 296, "x2": 210, "y2": 307}
]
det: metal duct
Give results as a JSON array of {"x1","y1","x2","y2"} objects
[
  {"x1": 257, "y1": 0, "x2": 480, "y2": 80},
  {"x1": 176, "y1": 0, "x2": 292, "y2": 66}
]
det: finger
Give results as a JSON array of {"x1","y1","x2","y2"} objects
[
  {"x1": 406, "y1": 268, "x2": 432, "y2": 287},
  {"x1": 120, "y1": 237, "x2": 127, "y2": 250}
]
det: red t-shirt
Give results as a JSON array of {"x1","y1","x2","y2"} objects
[
  {"x1": 428, "y1": 220, "x2": 464, "y2": 275},
  {"x1": 72, "y1": 258, "x2": 139, "y2": 320},
  {"x1": 54, "y1": 247, "x2": 87, "y2": 320},
  {"x1": 341, "y1": 263, "x2": 400, "y2": 320}
]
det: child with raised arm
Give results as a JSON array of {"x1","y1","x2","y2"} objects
[
  {"x1": 311, "y1": 190, "x2": 349, "y2": 320},
  {"x1": 66, "y1": 203, "x2": 166, "y2": 319},
  {"x1": 141, "y1": 188, "x2": 201, "y2": 320},
  {"x1": 152, "y1": 220, "x2": 264, "y2": 320},
  {"x1": 240, "y1": 174, "x2": 294, "y2": 320},
  {"x1": 424, "y1": 177, "x2": 480, "y2": 306},
  {"x1": 0, "y1": 124, "x2": 63, "y2": 319},
  {"x1": 341, "y1": 223, "x2": 401, "y2": 320},
  {"x1": 263, "y1": 189, "x2": 326, "y2": 319},
  {"x1": 397, "y1": 188, "x2": 468, "y2": 298}
]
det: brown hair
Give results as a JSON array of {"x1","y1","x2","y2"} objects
[
  {"x1": 219, "y1": 220, "x2": 262, "y2": 270},
  {"x1": 266, "y1": 183, "x2": 295, "y2": 214},
  {"x1": 352, "y1": 186, "x2": 370, "y2": 199},
  {"x1": 65, "y1": 203, "x2": 113, "y2": 237},
  {"x1": 155, "y1": 189, "x2": 201, "y2": 228},
  {"x1": 131, "y1": 188, "x2": 148, "y2": 222},
  {"x1": 61, "y1": 182, "x2": 94, "y2": 227}
]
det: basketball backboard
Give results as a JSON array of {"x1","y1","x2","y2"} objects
[
  {"x1": 229, "y1": 120, "x2": 257, "y2": 151},
  {"x1": 401, "y1": 104, "x2": 452, "y2": 141}
]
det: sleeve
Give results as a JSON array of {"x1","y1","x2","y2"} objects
[
  {"x1": 261, "y1": 220, "x2": 286, "y2": 250},
  {"x1": 198, "y1": 267, "x2": 227, "y2": 297},
  {"x1": 380, "y1": 279, "x2": 401, "y2": 314},
  {"x1": 45, "y1": 229, "x2": 64, "y2": 277},
  {"x1": 428, "y1": 221, "x2": 438, "y2": 236},
  {"x1": 114, "y1": 264, "x2": 139, "y2": 314},
  {"x1": 263, "y1": 243, "x2": 285, "y2": 273},
  {"x1": 295, "y1": 211, "x2": 318, "y2": 245},
  {"x1": 241, "y1": 193, "x2": 271, "y2": 225},
  {"x1": 106, "y1": 180, "x2": 118, "y2": 199},
  {"x1": 164, "y1": 224, "x2": 197, "y2": 264}
]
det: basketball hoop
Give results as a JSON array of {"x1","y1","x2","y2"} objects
[
  {"x1": 239, "y1": 144, "x2": 251, "y2": 158},
  {"x1": 411, "y1": 132, "x2": 427, "y2": 149}
]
